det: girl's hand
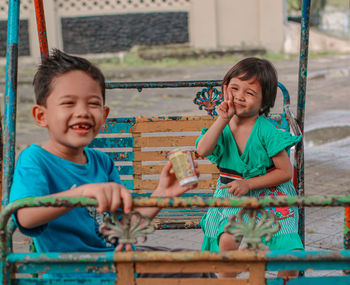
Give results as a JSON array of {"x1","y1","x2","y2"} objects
[
  {"x1": 218, "y1": 85, "x2": 235, "y2": 121},
  {"x1": 219, "y1": 180, "x2": 250, "y2": 196}
]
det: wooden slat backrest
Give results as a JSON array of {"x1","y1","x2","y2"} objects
[
  {"x1": 89, "y1": 115, "x2": 219, "y2": 194},
  {"x1": 89, "y1": 113, "x2": 291, "y2": 229}
]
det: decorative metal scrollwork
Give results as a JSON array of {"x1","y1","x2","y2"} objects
[
  {"x1": 193, "y1": 87, "x2": 222, "y2": 117},
  {"x1": 99, "y1": 210, "x2": 155, "y2": 244},
  {"x1": 224, "y1": 208, "x2": 281, "y2": 250}
]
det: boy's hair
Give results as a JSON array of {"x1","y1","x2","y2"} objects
[
  {"x1": 222, "y1": 57, "x2": 278, "y2": 116},
  {"x1": 33, "y1": 49, "x2": 105, "y2": 105}
]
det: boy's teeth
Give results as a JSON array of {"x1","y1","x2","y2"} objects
[{"x1": 72, "y1": 125, "x2": 89, "y2": 129}]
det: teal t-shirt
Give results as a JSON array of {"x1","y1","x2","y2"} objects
[{"x1": 10, "y1": 145, "x2": 122, "y2": 253}]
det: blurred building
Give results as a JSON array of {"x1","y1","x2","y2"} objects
[{"x1": 0, "y1": 0, "x2": 285, "y2": 59}]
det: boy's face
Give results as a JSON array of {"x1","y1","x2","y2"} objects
[{"x1": 33, "y1": 70, "x2": 109, "y2": 153}]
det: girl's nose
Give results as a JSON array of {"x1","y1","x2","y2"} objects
[{"x1": 235, "y1": 91, "x2": 244, "y2": 101}]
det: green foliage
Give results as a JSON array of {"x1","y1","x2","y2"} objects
[{"x1": 287, "y1": 0, "x2": 327, "y2": 13}]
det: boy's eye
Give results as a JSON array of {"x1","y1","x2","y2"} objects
[
  {"x1": 89, "y1": 101, "x2": 102, "y2": 106},
  {"x1": 62, "y1": 101, "x2": 74, "y2": 105}
]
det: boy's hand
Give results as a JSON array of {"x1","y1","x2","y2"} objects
[
  {"x1": 218, "y1": 85, "x2": 235, "y2": 121},
  {"x1": 79, "y1": 182, "x2": 132, "y2": 214},
  {"x1": 153, "y1": 161, "x2": 199, "y2": 197},
  {"x1": 219, "y1": 180, "x2": 250, "y2": 197}
]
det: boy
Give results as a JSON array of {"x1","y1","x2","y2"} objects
[{"x1": 9, "y1": 49, "x2": 198, "y2": 253}]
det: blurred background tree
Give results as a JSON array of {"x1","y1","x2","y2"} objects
[{"x1": 287, "y1": 0, "x2": 327, "y2": 26}]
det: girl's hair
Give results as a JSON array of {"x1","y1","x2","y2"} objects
[
  {"x1": 33, "y1": 49, "x2": 105, "y2": 106},
  {"x1": 222, "y1": 57, "x2": 278, "y2": 116}
]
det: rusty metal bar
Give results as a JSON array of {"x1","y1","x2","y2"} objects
[
  {"x1": 34, "y1": 0, "x2": 49, "y2": 60},
  {"x1": 105, "y1": 80, "x2": 221, "y2": 90},
  {"x1": 296, "y1": 0, "x2": 311, "y2": 249},
  {"x1": 0, "y1": 109, "x2": 2, "y2": 207},
  {"x1": 6, "y1": 249, "x2": 350, "y2": 264},
  {"x1": 2, "y1": 195, "x2": 350, "y2": 254},
  {"x1": 344, "y1": 206, "x2": 350, "y2": 275},
  {"x1": 2, "y1": 0, "x2": 20, "y2": 209}
]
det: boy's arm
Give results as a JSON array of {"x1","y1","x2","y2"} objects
[
  {"x1": 16, "y1": 182, "x2": 132, "y2": 229},
  {"x1": 134, "y1": 161, "x2": 198, "y2": 220}
]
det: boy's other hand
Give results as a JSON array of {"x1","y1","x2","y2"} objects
[
  {"x1": 153, "y1": 161, "x2": 199, "y2": 197},
  {"x1": 79, "y1": 182, "x2": 132, "y2": 214}
]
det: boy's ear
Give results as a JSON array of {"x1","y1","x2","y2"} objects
[
  {"x1": 103, "y1": 106, "x2": 110, "y2": 122},
  {"x1": 32, "y1": 104, "x2": 48, "y2": 127}
]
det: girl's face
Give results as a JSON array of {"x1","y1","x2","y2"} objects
[{"x1": 225, "y1": 76, "x2": 262, "y2": 118}]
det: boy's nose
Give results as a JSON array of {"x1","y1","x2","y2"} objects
[{"x1": 75, "y1": 104, "x2": 90, "y2": 117}]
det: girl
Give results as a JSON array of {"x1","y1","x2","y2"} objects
[{"x1": 196, "y1": 58, "x2": 303, "y2": 274}]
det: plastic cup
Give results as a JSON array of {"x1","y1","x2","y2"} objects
[{"x1": 167, "y1": 148, "x2": 198, "y2": 187}]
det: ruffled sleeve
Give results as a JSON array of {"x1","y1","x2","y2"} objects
[
  {"x1": 261, "y1": 118, "x2": 302, "y2": 158},
  {"x1": 195, "y1": 128, "x2": 225, "y2": 165}
]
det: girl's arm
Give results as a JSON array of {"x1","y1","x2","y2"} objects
[
  {"x1": 220, "y1": 150, "x2": 293, "y2": 196},
  {"x1": 246, "y1": 150, "x2": 293, "y2": 190},
  {"x1": 196, "y1": 116, "x2": 229, "y2": 157},
  {"x1": 197, "y1": 87, "x2": 235, "y2": 157}
]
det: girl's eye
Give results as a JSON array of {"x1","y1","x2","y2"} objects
[
  {"x1": 62, "y1": 101, "x2": 74, "y2": 105},
  {"x1": 247, "y1": 92, "x2": 254, "y2": 96}
]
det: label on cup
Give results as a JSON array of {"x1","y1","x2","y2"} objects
[{"x1": 167, "y1": 148, "x2": 198, "y2": 187}]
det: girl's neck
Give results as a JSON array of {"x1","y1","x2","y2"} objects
[{"x1": 231, "y1": 114, "x2": 259, "y2": 128}]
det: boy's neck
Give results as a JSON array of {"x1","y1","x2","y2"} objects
[{"x1": 42, "y1": 142, "x2": 88, "y2": 164}]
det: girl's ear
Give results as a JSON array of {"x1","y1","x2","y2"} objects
[{"x1": 32, "y1": 104, "x2": 48, "y2": 127}]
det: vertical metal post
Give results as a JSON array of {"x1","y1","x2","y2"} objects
[
  {"x1": 2, "y1": 0, "x2": 20, "y2": 207},
  {"x1": 0, "y1": 109, "x2": 2, "y2": 208},
  {"x1": 345, "y1": 207, "x2": 350, "y2": 275},
  {"x1": 34, "y1": 0, "x2": 49, "y2": 59},
  {"x1": 296, "y1": 0, "x2": 311, "y2": 248}
]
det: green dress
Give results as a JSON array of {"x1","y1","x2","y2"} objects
[{"x1": 196, "y1": 116, "x2": 304, "y2": 252}]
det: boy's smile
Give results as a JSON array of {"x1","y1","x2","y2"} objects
[{"x1": 32, "y1": 70, "x2": 109, "y2": 163}]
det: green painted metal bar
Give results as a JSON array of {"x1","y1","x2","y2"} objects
[
  {"x1": 7, "y1": 249, "x2": 350, "y2": 263},
  {"x1": 1, "y1": 0, "x2": 20, "y2": 281},
  {"x1": 3, "y1": 0, "x2": 20, "y2": 208},
  {"x1": 296, "y1": 0, "x2": 311, "y2": 249}
]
